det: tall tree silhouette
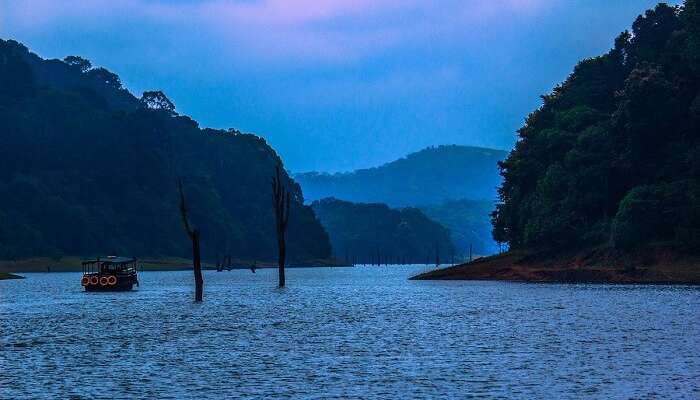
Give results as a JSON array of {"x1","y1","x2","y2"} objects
[
  {"x1": 272, "y1": 163, "x2": 291, "y2": 288},
  {"x1": 178, "y1": 179, "x2": 203, "y2": 301}
]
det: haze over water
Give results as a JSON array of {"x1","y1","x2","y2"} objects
[{"x1": 2, "y1": 267, "x2": 699, "y2": 399}]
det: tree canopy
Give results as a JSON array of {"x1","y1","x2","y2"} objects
[
  {"x1": 0, "y1": 39, "x2": 331, "y2": 261},
  {"x1": 491, "y1": 1, "x2": 700, "y2": 252},
  {"x1": 312, "y1": 198, "x2": 454, "y2": 264}
]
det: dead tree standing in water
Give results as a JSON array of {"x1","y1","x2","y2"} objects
[
  {"x1": 272, "y1": 163, "x2": 291, "y2": 288},
  {"x1": 435, "y1": 242, "x2": 440, "y2": 268},
  {"x1": 178, "y1": 179, "x2": 203, "y2": 302}
]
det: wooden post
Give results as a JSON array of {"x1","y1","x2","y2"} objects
[
  {"x1": 435, "y1": 242, "x2": 440, "y2": 268},
  {"x1": 469, "y1": 243, "x2": 473, "y2": 263},
  {"x1": 178, "y1": 179, "x2": 203, "y2": 302},
  {"x1": 272, "y1": 163, "x2": 290, "y2": 288}
]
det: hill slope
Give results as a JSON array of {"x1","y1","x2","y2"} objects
[
  {"x1": 0, "y1": 39, "x2": 331, "y2": 262},
  {"x1": 311, "y1": 198, "x2": 454, "y2": 264},
  {"x1": 295, "y1": 145, "x2": 507, "y2": 207},
  {"x1": 419, "y1": 200, "x2": 499, "y2": 256}
]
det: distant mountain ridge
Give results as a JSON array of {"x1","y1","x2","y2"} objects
[{"x1": 295, "y1": 145, "x2": 507, "y2": 207}]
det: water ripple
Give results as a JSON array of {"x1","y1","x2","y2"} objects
[{"x1": 1, "y1": 268, "x2": 699, "y2": 399}]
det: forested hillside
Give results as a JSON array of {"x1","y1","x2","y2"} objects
[
  {"x1": 419, "y1": 200, "x2": 499, "y2": 256},
  {"x1": 492, "y1": 2, "x2": 700, "y2": 252},
  {"x1": 295, "y1": 145, "x2": 507, "y2": 207},
  {"x1": 312, "y1": 198, "x2": 454, "y2": 264},
  {"x1": 0, "y1": 39, "x2": 331, "y2": 261}
]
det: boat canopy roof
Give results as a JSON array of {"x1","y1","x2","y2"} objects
[{"x1": 82, "y1": 256, "x2": 137, "y2": 266}]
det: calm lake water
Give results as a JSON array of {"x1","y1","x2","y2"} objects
[{"x1": 1, "y1": 266, "x2": 699, "y2": 399}]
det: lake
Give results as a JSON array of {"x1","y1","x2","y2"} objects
[{"x1": 1, "y1": 266, "x2": 699, "y2": 399}]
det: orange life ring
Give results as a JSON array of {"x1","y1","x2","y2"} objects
[
  {"x1": 107, "y1": 275, "x2": 117, "y2": 285},
  {"x1": 81, "y1": 276, "x2": 90, "y2": 286},
  {"x1": 99, "y1": 276, "x2": 109, "y2": 286},
  {"x1": 89, "y1": 276, "x2": 99, "y2": 285}
]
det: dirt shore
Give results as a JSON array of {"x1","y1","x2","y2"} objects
[{"x1": 411, "y1": 247, "x2": 700, "y2": 284}]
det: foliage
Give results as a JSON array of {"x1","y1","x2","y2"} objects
[
  {"x1": 63, "y1": 56, "x2": 92, "y2": 73},
  {"x1": 0, "y1": 39, "x2": 331, "y2": 261},
  {"x1": 491, "y1": 1, "x2": 700, "y2": 252},
  {"x1": 612, "y1": 182, "x2": 700, "y2": 250},
  {"x1": 140, "y1": 91, "x2": 176, "y2": 114},
  {"x1": 312, "y1": 198, "x2": 455, "y2": 264}
]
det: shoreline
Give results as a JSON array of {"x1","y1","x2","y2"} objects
[
  {"x1": 0, "y1": 256, "x2": 351, "y2": 274},
  {"x1": 0, "y1": 272, "x2": 24, "y2": 280},
  {"x1": 411, "y1": 247, "x2": 700, "y2": 284}
]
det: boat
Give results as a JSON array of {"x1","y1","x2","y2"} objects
[{"x1": 81, "y1": 256, "x2": 140, "y2": 291}]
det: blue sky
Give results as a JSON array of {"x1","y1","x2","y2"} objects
[{"x1": 0, "y1": 0, "x2": 680, "y2": 172}]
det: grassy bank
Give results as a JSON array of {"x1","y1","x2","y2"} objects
[
  {"x1": 0, "y1": 256, "x2": 351, "y2": 273},
  {"x1": 0, "y1": 271, "x2": 24, "y2": 280},
  {"x1": 411, "y1": 246, "x2": 700, "y2": 284}
]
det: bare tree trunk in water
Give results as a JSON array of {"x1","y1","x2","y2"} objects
[
  {"x1": 191, "y1": 230, "x2": 203, "y2": 301},
  {"x1": 178, "y1": 179, "x2": 203, "y2": 302},
  {"x1": 272, "y1": 163, "x2": 290, "y2": 288},
  {"x1": 435, "y1": 242, "x2": 440, "y2": 268}
]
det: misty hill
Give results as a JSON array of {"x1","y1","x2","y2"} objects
[
  {"x1": 492, "y1": 2, "x2": 700, "y2": 253},
  {"x1": 311, "y1": 198, "x2": 454, "y2": 264},
  {"x1": 296, "y1": 145, "x2": 506, "y2": 257},
  {"x1": 295, "y1": 145, "x2": 507, "y2": 207},
  {"x1": 0, "y1": 39, "x2": 331, "y2": 261},
  {"x1": 419, "y1": 200, "x2": 499, "y2": 256}
]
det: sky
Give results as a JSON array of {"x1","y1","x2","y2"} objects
[{"x1": 0, "y1": 0, "x2": 681, "y2": 172}]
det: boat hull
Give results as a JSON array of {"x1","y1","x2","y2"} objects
[
  {"x1": 82, "y1": 273, "x2": 138, "y2": 292},
  {"x1": 84, "y1": 282, "x2": 135, "y2": 292}
]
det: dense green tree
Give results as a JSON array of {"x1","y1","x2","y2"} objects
[
  {"x1": 492, "y1": 1, "x2": 700, "y2": 252},
  {"x1": 63, "y1": 56, "x2": 92, "y2": 73},
  {"x1": 0, "y1": 39, "x2": 332, "y2": 261},
  {"x1": 140, "y1": 91, "x2": 176, "y2": 114}
]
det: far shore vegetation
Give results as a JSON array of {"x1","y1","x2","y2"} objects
[
  {"x1": 0, "y1": 256, "x2": 350, "y2": 274},
  {"x1": 0, "y1": 271, "x2": 23, "y2": 280}
]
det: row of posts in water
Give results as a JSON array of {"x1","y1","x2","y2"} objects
[
  {"x1": 210, "y1": 243, "x2": 475, "y2": 270},
  {"x1": 341, "y1": 243, "x2": 474, "y2": 267}
]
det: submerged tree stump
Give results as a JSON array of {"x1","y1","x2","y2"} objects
[
  {"x1": 178, "y1": 179, "x2": 203, "y2": 302},
  {"x1": 272, "y1": 163, "x2": 291, "y2": 288}
]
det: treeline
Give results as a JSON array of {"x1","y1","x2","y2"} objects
[
  {"x1": 312, "y1": 198, "x2": 455, "y2": 264},
  {"x1": 420, "y1": 200, "x2": 499, "y2": 256},
  {"x1": 0, "y1": 39, "x2": 331, "y2": 261},
  {"x1": 492, "y1": 2, "x2": 700, "y2": 251}
]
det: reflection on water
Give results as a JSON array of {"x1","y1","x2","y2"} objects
[{"x1": 1, "y1": 267, "x2": 699, "y2": 399}]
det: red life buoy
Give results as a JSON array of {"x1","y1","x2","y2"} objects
[
  {"x1": 107, "y1": 275, "x2": 117, "y2": 285},
  {"x1": 81, "y1": 276, "x2": 90, "y2": 286},
  {"x1": 89, "y1": 276, "x2": 99, "y2": 285},
  {"x1": 99, "y1": 276, "x2": 109, "y2": 286}
]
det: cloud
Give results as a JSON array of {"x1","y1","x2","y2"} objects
[{"x1": 1, "y1": 0, "x2": 549, "y2": 64}]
